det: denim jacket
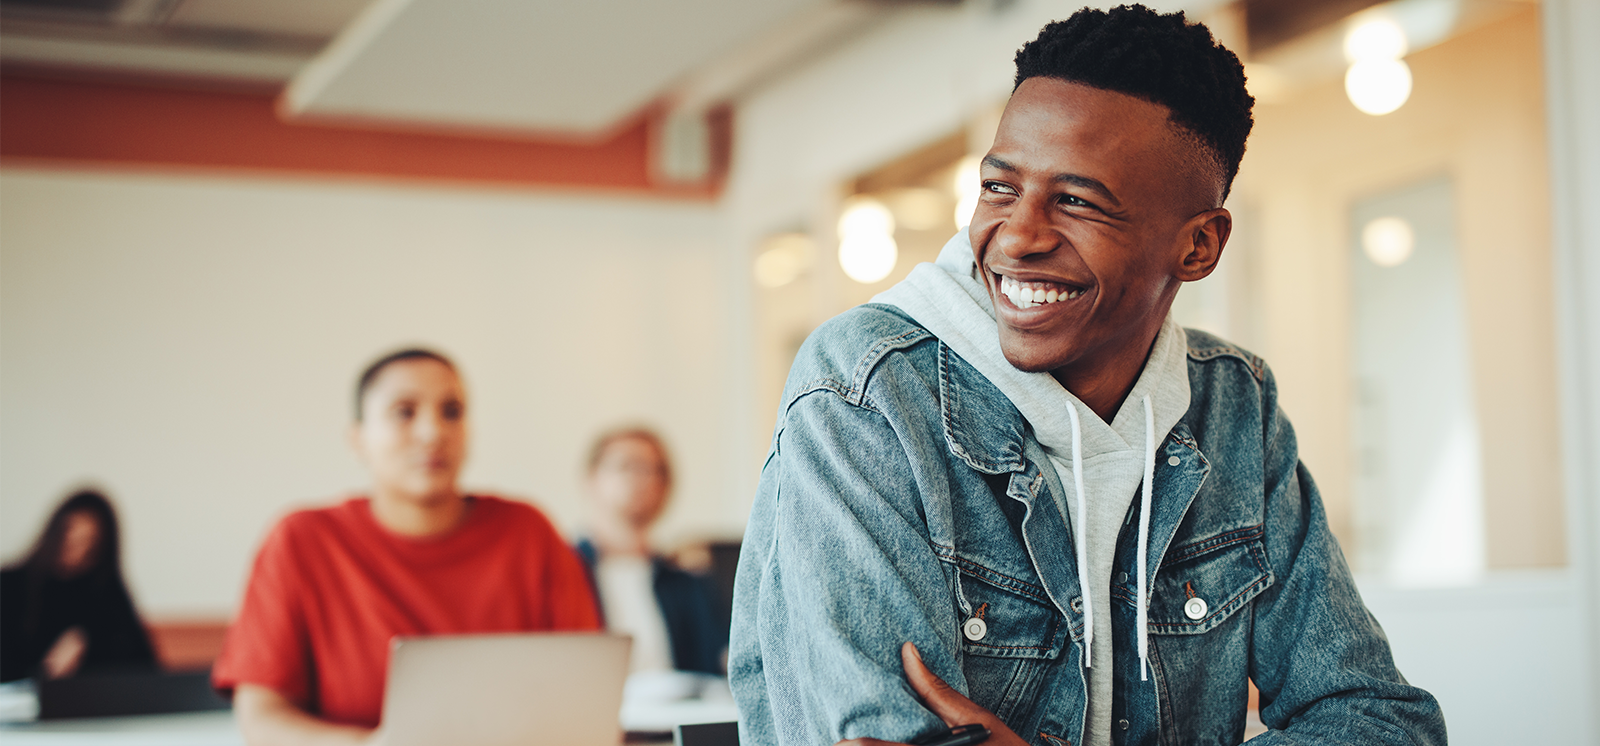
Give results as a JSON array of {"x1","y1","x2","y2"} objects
[{"x1": 729, "y1": 304, "x2": 1445, "y2": 746}]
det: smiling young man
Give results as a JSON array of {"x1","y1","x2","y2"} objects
[{"x1": 729, "y1": 6, "x2": 1446, "y2": 746}]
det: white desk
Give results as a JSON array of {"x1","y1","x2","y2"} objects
[
  {"x1": 0, "y1": 711, "x2": 243, "y2": 746},
  {"x1": 0, "y1": 701, "x2": 739, "y2": 745}
]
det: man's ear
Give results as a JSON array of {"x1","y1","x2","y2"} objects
[{"x1": 1175, "y1": 207, "x2": 1231, "y2": 282}]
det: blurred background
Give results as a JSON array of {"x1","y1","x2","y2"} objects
[{"x1": 1, "y1": 0, "x2": 1597, "y2": 742}]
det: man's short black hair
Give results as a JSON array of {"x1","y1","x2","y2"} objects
[
  {"x1": 1014, "y1": 4, "x2": 1254, "y2": 202},
  {"x1": 353, "y1": 347, "x2": 457, "y2": 421}
]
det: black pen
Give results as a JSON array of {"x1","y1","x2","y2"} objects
[{"x1": 910, "y1": 723, "x2": 990, "y2": 746}]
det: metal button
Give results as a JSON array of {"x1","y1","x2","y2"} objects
[
  {"x1": 962, "y1": 617, "x2": 988, "y2": 642},
  {"x1": 1167, "y1": 455, "x2": 1181, "y2": 466},
  {"x1": 1117, "y1": 571, "x2": 1129, "y2": 584},
  {"x1": 1118, "y1": 719, "x2": 1129, "y2": 730},
  {"x1": 1184, "y1": 597, "x2": 1208, "y2": 620},
  {"x1": 1070, "y1": 596, "x2": 1083, "y2": 614}
]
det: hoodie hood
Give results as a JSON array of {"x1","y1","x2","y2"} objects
[{"x1": 873, "y1": 229, "x2": 1190, "y2": 745}]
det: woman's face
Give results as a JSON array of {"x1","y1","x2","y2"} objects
[
  {"x1": 589, "y1": 436, "x2": 669, "y2": 528},
  {"x1": 57, "y1": 510, "x2": 102, "y2": 578},
  {"x1": 350, "y1": 359, "x2": 468, "y2": 504}
]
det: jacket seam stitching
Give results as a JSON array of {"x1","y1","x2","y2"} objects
[
  {"x1": 932, "y1": 544, "x2": 1055, "y2": 606},
  {"x1": 1165, "y1": 524, "x2": 1266, "y2": 564},
  {"x1": 1186, "y1": 345, "x2": 1266, "y2": 383}
]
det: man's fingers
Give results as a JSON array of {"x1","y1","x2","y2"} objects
[{"x1": 900, "y1": 642, "x2": 986, "y2": 726}]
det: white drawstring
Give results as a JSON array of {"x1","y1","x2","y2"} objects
[
  {"x1": 1069, "y1": 395, "x2": 1155, "y2": 680},
  {"x1": 1138, "y1": 394, "x2": 1154, "y2": 681},
  {"x1": 1066, "y1": 402, "x2": 1092, "y2": 666}
]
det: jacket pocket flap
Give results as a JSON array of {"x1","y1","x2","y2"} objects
[
  {"x1": 951, "y1": 564, "x2": 1070, "y2": 660},
  {"x1": 1147, "y1": 527, "x2": 1274, "y2": 635}
]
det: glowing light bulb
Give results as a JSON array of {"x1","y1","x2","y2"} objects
[
  {"x1": 753, "y1": 233, "x2": 815, "y2": 288},
  {"x1": 1345, "y1": 18, "x2": 1408, "y2": 63},
  {"x1": 837, "y1": 198, "x2": 898, "y2": 284},
  {"x1": 1345, "y1": 58, "x2": 1413, "y2": 116},
  {"x1": 1362, "y1": 216, "x2": 1415, "y2": 267},
  {"x1": 1342, "y1": 16, "x2": 1412, "y2": 116}
]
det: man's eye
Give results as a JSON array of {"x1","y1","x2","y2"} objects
[
  {"x1": 394, "y1": 405, "x2": 415, "y2": 420},
  {"x1": 442, "y1": 402, "x2": 464, "y2": 420},
  {"x1": 1061, "y1": 194, "x2": 1091, "y2": 208},
  {"x1": 982, "y1": 181, "x2": 1017, "y2": 195}
]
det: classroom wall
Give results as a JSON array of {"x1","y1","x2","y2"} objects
[
  {"x1": 1231, "y1": 7, "x2": 1563, "y2": 567},
  {"x1": 0, "y1": 167, "x2": 746, "y2": 618}
]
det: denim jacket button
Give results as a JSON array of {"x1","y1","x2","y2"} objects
[
  {"x1": 1118, "y1": 719, "x2": 1129, "y2": 730},
  {"x1": 962, "y1": 617, "x2": 988, "y2": 641},
  {"x1": 1167, "y1": 455, "x2": 1181, "y2": 466},
  {"x1": 1184, "y1": 597, "x2": 1208, "y2": 620}
]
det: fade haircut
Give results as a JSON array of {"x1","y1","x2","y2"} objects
[
  {"x1": 353, "y1": 348, "x2": 457, "y2": 421},
  {"x1": 1013, "y1": 4, "x2": 1254, "y2": 203}
]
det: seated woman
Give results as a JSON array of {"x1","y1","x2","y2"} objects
[
  {"x1": 1, "y1": 489, "x2": 157, "y2": 682},
  {"x1": 576, "y1": 427, "x2": 726, "y2": 678},
  {"x1": 212, "y1": 349, "x2": 600, "y2": 745}
]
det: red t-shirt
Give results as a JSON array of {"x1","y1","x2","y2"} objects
[{"x1": 212, "y1": 496, "x2": 600, "y2": 727}]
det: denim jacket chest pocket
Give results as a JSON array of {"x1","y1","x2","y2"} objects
[
  {"x1": 1145, "y1": 524, "x2": 1274, "y2": 635},
  {"x1": 944, "y1": 555, "x2": 1071, "y2": 724}
]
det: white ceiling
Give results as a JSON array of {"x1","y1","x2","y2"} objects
[
  {"x1": 0, "y1": 0, "x2": 898, "y2": 136},
  {"x1": 282, "y1": 0, "x2": 840, "y2": 136},
  {"x1": 165, "y1": 0, "x2": 373, "y2": 39}
]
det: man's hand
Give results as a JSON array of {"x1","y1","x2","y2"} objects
[
  {"x1": 235, "y1": 684, "x2": 376, "y2": 746},
  {"x1": 836, "y1": 642, "x2": 1030, "y2": 746},
  {"x1": 42, "y1": 626, "x2": 87, "y2": 679}
]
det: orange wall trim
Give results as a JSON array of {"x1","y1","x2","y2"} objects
[{"x1": 0, "y1": 73, "x2": 729, "y2": 198}]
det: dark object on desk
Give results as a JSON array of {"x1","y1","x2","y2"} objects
[
  {"x1": 911, "y1": 724, "x2": 990, "y2": 746},
  {"x1": 675, "y1": 720, "x2": 738, "y2": 746},
  {"x1": 37, "y1": 670, "x2": 229, "y2": 719},
  {"x1": 624, "y1": 730, "x2": 674, "y2": 744}
]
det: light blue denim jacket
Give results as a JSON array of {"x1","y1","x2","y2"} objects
[{"x1": 730, "y1": 304, "x2": 1446, "y2": 746}]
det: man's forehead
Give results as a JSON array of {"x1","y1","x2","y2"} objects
[
  {"x1": 999, "y1": 78, "x2": 1175, "y2": 147},
  {"x1": 993, "y1": 77, "x2": 1218, "y2": 208}
]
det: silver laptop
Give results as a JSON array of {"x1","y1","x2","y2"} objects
[{"x1": 377, "y1": 632, "x2": 632, "y2": 746}]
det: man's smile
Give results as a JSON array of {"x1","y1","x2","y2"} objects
[
  {"x1": 990, "y1": 268, "x2": 1093, "y2": 323},
  {"x1": 995, "y1": 272, "x2": 1089, "y2": 309}
]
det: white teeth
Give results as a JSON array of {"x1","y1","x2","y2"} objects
[{"x1": 998, "y1": 274, "x2": 1084, "y2": 308}]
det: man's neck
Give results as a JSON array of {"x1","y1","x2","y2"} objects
[
  {"x1": 369, "y1": 489, "x2": 469, "y2": 537},
  {"x1": 1052, "y1": 321, "x2": 1165, "y2": 423}
]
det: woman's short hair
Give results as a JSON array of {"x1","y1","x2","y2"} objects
[
  {"x1": 586, "y1": 426, "x2": 673, "y2": 488},
  {"x1": 352, "y1": 348, "x2": 457, "y2": 421}
]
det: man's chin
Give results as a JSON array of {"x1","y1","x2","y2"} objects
[
  {"x1": 999, "y1": 344, "x2": 1066, "y2": 375},
  {"x1": 998, "y1": 332, "x2": 1074, "y2": 374}
]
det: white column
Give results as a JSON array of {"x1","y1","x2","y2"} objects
[{"x1": 1544, "y1": 0, "x2": 1600, "y2": 735}]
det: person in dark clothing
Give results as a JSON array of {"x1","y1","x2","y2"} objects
[
  {"x1": 1, "y1": 489, "x2": 156, "y2": 682},
  {"x1": 576, "y1": 427, "x2": 727, "y2": 676}
]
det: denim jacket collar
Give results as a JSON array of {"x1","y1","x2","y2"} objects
[{"x1": 937, "y1": 336, "x2": 1217, "y2": 622}]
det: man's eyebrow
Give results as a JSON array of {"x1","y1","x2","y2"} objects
[{"x1": 982, "y1": 154, "x2": 1121, "y2": 208}]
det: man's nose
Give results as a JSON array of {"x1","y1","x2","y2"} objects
[
  {"x1": 414, "y1": 410, "x2": 442, "y2": 443},
  {"x1": 994, "y1": 195, "x2": 1058, "y2": 260}
]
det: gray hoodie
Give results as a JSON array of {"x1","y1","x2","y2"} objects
[{"x1": 873, "y1": 230, "x2": 1190, "y2": 746}]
